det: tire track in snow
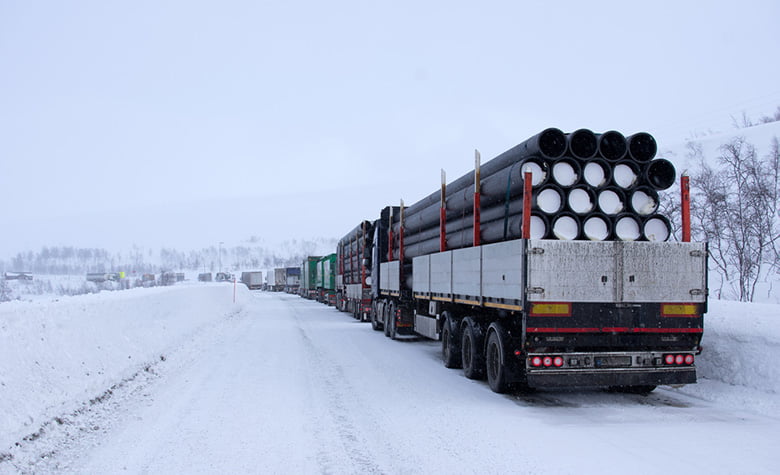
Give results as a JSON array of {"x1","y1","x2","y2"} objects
[{"x1": 287, "y1": 299, "x2": 384, "y2": 475}]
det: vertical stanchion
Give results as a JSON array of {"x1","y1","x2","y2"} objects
[
  {"x1": 233, "y1": 277, "x2": 237, "y2": 303},
  {"x1": 388, "y1": 207, "x2": 394, "y2": 262},
  {"x1": 473, "y1": 150, "x2": 481, "y2": 247},
  {"x1": 522, "y1": 170, "x2": 533, "y2": 239},
  {"x1": 681, "y1": 174, "x2": 691, "y2": 242},
  {"x1": 440, "y1": 169, "x2": 447, "y2": 252}
]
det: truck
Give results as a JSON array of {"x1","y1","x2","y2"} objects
[
  {"x1": 300, "y1": 257, "x2": 321, "y2": 299},
  {"x1": 285, "y1": 267, "x2": 301, "y2": 293},
  {"x1": 337, "y1": 128, "x2": 707, "y2": 393},
  {"x1": 270, "y1": 268, "x2": 286, "y2": 292},
  {"x1": 336, "y1": 221, "x2": 374, "y2": 320},
  {"x1": 316, "y1": 254, "x2": 337, "y2": 305},
  {"x1": 241, "y1": 271, "x2": 264, "y2": 290}
]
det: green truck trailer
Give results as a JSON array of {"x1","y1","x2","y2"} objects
[
  {"x1": 316, "y1": 254, "x2": 337, "y2": 305},
  {"x1": 301, "y1": 256, "x2": 321, "y2": 299}
]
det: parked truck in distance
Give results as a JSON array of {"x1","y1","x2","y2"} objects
[{"x1": 241, "y1": 271, "x2": 264, "y2": 290}]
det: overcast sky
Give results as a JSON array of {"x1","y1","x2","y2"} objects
[{"x1": 1, "y1": 0, "x2": 779, "y2": 259}]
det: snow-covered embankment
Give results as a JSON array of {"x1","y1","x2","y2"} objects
[{"x1": 0, "y1": 283, "x2": 245, "y2": 451}]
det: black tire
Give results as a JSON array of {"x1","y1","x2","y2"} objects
[
  {"x1": 461, "y1": 319, "x2": 485, "y2": 380},
  {"x1": 388, "y1": 303, "x2": 398, "y2": 339},
  {"x1": 383, "y1": 303, "x2": 391, "y2": 337},
  {"x1": 442, "y1": 313, "x2": 461, "y2": 369},
  {"x1": 486, "y1": 330, "x2": 509, "y2": 393},
  {"x1": 371, "y1": 303, "x2": 383, "y2": 331}
]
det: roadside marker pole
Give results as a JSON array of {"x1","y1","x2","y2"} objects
[{"x1": 233, "y1": 277, "x2": 237, "y2": 303}]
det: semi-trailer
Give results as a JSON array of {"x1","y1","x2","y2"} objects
[
  {"x1": 326, "y1": 128, "x2": 706, "y2": 394},
  {"x1": 301, "y1": 256, "x2": 321, "y2": 299},
  {"x1": 316, "y1": 253, "x2": 337, "y2": 305},
  {"x1": 241, "y1": 271, "x2": 264, "y2": 290}
]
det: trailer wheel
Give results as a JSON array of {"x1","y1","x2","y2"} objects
[
  {"x1": 441, "y1": 313, "x2": 461, "y2": 369},
  {"x1": 386, "y1": 302, "x2": 397, "y2": 339},
  {"x1": 486, "y1": 329, "x2": 509, "y2": 393},
  {"x1": 371, "y1": 302, "x2": 384, "y2": 331},
  {"x1": 461, "y1": 319, "x2": 485, "y2": 380},
  {"x1": 383, "y1": 303, "x2": 391, "y2": 337}
]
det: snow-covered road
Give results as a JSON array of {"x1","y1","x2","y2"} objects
[{"x1": 5, "y1": 290, "x2": 780, "y2": 474}]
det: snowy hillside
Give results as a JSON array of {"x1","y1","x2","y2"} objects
[{"x1": 1, "y1": 286, "x2": 779, "y2": 473}]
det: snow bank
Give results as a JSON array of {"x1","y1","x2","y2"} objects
[
  {"x1": 698, "y1": 299, "x2": 780, "y2": 394},
  {"x1": 0, "y1": 283, "x2": 243, "y2": 450}
]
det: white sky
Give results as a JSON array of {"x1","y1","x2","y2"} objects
[{"x1": 2, "y1": 0, "x2": 779, "y2": 258}]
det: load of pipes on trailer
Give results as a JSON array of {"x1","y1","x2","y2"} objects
[{"x1": 390, "y1": 128, "x2": 675, "y2": 269}]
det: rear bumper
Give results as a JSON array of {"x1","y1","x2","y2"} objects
[{"x1": 527, "y1": 367, "x2": 696, "y2": 388}]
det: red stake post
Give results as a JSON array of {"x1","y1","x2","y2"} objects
[{"x1": 521, "y1": 171, "x2": 533, "y2": 239}]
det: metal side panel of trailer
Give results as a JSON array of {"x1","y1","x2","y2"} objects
[
  {"x1": 379, "y1": 261, "x2": 401, "y2": 294},
  {"x1": 411, "y1": 239, "x2": 524, "y2": 307},
  {"x1": 524, "y1": 240, "x2": 708, "y2": 304}
]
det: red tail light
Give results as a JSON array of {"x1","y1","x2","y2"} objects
[
  {"x1": 531, "y1": 357, "x2": 542, "y2": 367},
  {"x1": 553, "y1": 356, "x2": 564, "y2": 367},
  {"x1": 543, "y1": 356, "x2": 553, "y2": 367},
  {"x1": 684, "y1": 354, "x2": 694, "y2": 365},
  {"x1": 665, "y1": 354, "x2": 675, "y2": 365},
  {"x1": 675, "y1": 355, "x2": 684, "y2": 365}
]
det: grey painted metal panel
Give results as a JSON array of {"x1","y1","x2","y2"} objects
[
  {"x1": 430, "y1": 251, "x2": 453, "y2": 295},
  {"x1": 413, "y1": 255, "x2": 431, "y2": 293},
  {"x1": 481, "y1": 240, "x2": 524, "y2": 301},
  {"x1": 346, "y1": 283, "x2": 363, "y2": 300},
  {"x1": 379, "y1": 262, "x2": 400, "y2": 292},
  {"x1": 414, "y1": 313, "x2": 439, "y2": 339},
  {"x1": 621, "y1": 242, "x2": 707, "y2": 303},
  {"x1": 526, "y1": 240, "x2": 617, "y2": 302},
  {"x1": 452, "y1": 247, "x2": 481, "y2": 297},
  {"x1": 526, "y1": 240, "x2": 708, "y2": 303}
]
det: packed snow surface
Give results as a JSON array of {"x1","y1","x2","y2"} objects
[{"x1": 1, "y1": 285, "x2": 779, "y2": 474}]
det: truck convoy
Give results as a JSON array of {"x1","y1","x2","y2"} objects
[{"x1": 300, "y1": 128, "x2": 707, "y2": 394}]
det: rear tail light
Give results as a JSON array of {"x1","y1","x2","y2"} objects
[
  {"x1": 529, "y1": 355, "x2": 565, "y2": 368},
  {"x1": 663, "y1": 353, "x2": 695, "y2": 366}
]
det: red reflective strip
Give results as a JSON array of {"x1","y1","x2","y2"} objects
[
  {"x1": 634, "y1": 328, "x2": 703, "y2": 333},
  {"x1": 526, "y1": 327, "x2": 703, "y2": 334}
]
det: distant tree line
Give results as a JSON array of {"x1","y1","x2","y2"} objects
[{"x1": 0, "y1": 237, "x2": 337, "y2": 277}]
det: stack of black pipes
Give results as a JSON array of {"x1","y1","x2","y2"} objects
[{"x1": 391, "y1": 128, "x2": 676, "y2": 263}]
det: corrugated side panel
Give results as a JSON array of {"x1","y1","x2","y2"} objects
[
  {"x1": 481, "y1": 240, "x2": 524, "y2": 301},
  {"x1": 452, "y1": 247, "x2": 481, "y2": 298},
  {"x1": 413, "y1": 255, "x2": 430, "y2": 294},
  {"x1": 621, "y1": 241, "x2": 707, "y2": 303},
  {"x1": 430, "y1": 251, "x2": 453, "y2": 295},
  {"x1": 526, "y1": 240, "x2": 616, "y2": 302}
]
